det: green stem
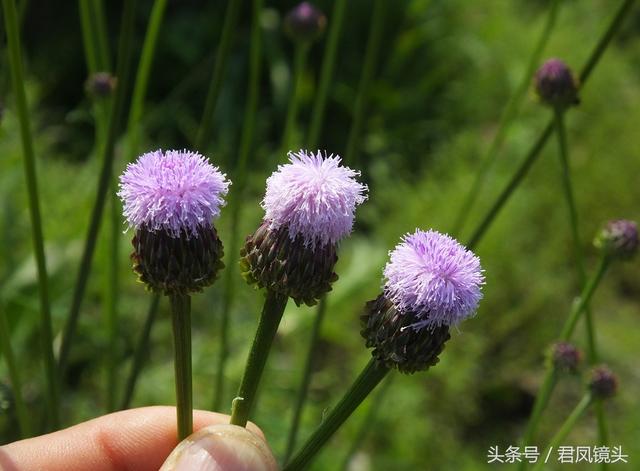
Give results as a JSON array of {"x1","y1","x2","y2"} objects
[
  {"x1": 230, "y1": 291, "x2": 288, "y2": 427},
  {"x1": 306, "y1": 0, "x2": 347, "y2": 150},
  {"x1": 531, "y1": 394, "x2": 593, "y2": 471},
  {"x1": 517, "y1": 370, "x2": 558, "y2": 471},
  {"x1": 339, "y1": 374, "x2": 394, "y2": 471},
  {"x1": 58, "y1": 0, "x2": 138, "y2": 376},
  {"x1": 195, "y1": 0, "x2": 242, "y2": 151},
  {"x1": 170, "y1": 293, "x2": 193, "y2": 441},
  {"x1": 0, "y1": 306, "x2": 31, "y2": 438},
  {"x1": 104, "y1": 188, "x2": 119, "y2": 412},
  {"x1": 517, "y1": 255, "x2": 610, "y2": 463},
  {"x1": 451, "y1": 0, "x2": 560, "y2": 236},
  {"x1": 120, "y1": 294, "x2": 161, "y2": 410},
  {"x1": 279, "y1": 43, "x2": 310, "y2": 158},
  {"x1": 284, "y1": 296, "x2": 327, "y2": 462},
  {"x1": 466, "y1": 0, "x2": 636, "y2": 251},
  {"x1": 284, "y1": 359, "x2": 389, "y2": 471},
  {"x1": 125, "y1": 0, "x2": 168, "y2": 159},
  {"x1": 212, "y1": 0, "x2": 264, "y2": 411},
  {"x1": 90, "y1": 0, "x2": 111, "y2": 70},
  {"x1": 2, "y1": 0, "x2": 61, "y2": 429},
  {"x1": 343, "y1": 0, "x2": 385, "y2": 166},
  {"x1": 78, "y1": 0, "x2": 99, "y2": 73}
]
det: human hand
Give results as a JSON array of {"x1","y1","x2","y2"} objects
[{"x1": 0, "y1": 406, "x2": 278, "y2": 471}]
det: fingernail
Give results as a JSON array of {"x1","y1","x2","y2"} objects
[{"x1": 160, "y1": 424, "x2": 278, "y2": 471}]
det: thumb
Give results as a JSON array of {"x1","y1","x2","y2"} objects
[{"x1": 159, "y1": 424, "x2": 279, "y2": 471}]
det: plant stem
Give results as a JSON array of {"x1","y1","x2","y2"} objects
[
  {"x1": 120, "y1": 294, "x2": 161, "y2": 410},
  {"x1": 125, "y1": 0, "x2": 168, "y2": 159},
  {"x1": 58, "y1": 0, "x2": 138, "y2": 376},
  {"x1": 212, "y1": 0, "x2": 264, "y2": 411},
  {"x1": 284, "y1": 359, "x2": 389, "y2": 471},
  {"x1": 306, "y1": 0, "x2": 347, "y2": 150},
  {"x1": 230, "y1": 291, "x2": 288, "y2": 427},
  {"x1": 2, "y1": 0, "x2": 61, "y2": 429},
  {"x1": 553, "y1": 108, "x2": 608, "y2": 461},
  {"x1": 517, "y1": 370, "x2": 558, "y2": 471},
  {"x1": 466, "y1": 0, "x2": 636, "y2": 251},
  {"x1": 517, "y1": 255, "x2": 610, "y2": 461},
  {"x1": 284, "y1": 296, "x2": 327, "y2": 462},
  {"x1": 195, "y1": 0, "x2": 242, "y2": 151},
  {"x1": 531, "y1": 394, "x2": 593, "y2": 471},
  {"x1": 90, "y1": 0, "x2": 111, "y2": 69},
  {"x1": 170, "y1": 293, "x2": 193, "y2": 441},
  {"x1": 343, "y1": 0, "x2": 385, "y2": 166},
  {"x1": 279, "y1": 43, "x2": 310, "y2": 158},
  {"x1": 451, "y1": 0, "x2": 560, "y2": 236},
  {"x1": 0, "y1": 306, "x2": 31, "y2": 438}
]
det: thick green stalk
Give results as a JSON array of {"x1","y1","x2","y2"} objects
[
  {"x1": 170, "y1": 293, "x2": 193, "y2": 441},
  {"x1": 230, "y1": 291, "x2": 288, "y2": 427},
  {"x1": 343, "y1": 0, "x2": 385, "y2": 166},
  {"x1": 120, "y1": 294, "x2": 161, "y2": 410},
  {"x1": 195, "y1": 0, "x2": 243, "y2": 151},
  {"x1": 306, "y1": 0, "x2": 347, "y2": 149},
  {"x1": 466, "y1": 0, "x2": 637, "y2": 251},
  {"x1": 2, "y1": 0, "x2": 61, "y2": 429},
  {"x1": 279, "y1": 43, "x2": 310, "y2": 158},
  {"x1": 212, "y1": 0, "x2": 264, "y2": 411},
  {"x1": 553, "y1": 108, "x2": 608, "y2": 465},
  {"x1": 517, "y1": 255, "x2": 610, "y2": 461},
  {"x1": 78, "y1": 0, "x2": 99, "y2": 73},
  {"x1": 125, "y1": 0, "x2": 168, "y2": 159},
  {"x1": 104, "y1": 189, "x2": 119, "y2": 412},
  {"x1": 451, "y1": 0, "x2": 560, "y2": 235},
  {"x1": 90, "y1": 0, "x2": 111, "y2": 69},
  {"x1": 284, "y1": 359, "x2": 389, "y2": 471},
  {"x1": 531, "y1": 394, "x2": 593, "y2": 471},
  {"x1": 0, "y1": 306, "x2": 31, "y2": 437},
  {"x1": 59, "y1": 0, "x2": 138, "y2": 375},
  {"x1": 283, "y1": 296, "x2": 327, "y2": 462}
]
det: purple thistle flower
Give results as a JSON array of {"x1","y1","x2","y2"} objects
[
  {"x1": 383, "y1": 229, "x2": 484, "y2": 331},
  {"x1": 118, "y1": 149, "x2": 230, "y2": 238},
  {"x1": 262, "y1": 150, "x2": 368, "y2": 249},
  {"x1": 534, "y1": 58, "x2": 579, "y2": 109},
  {"x1": 284, "y1": 2, "x2": 326, "y2": 43}
]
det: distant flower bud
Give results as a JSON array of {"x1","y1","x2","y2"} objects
[
  {"x1": 588, "y1": 365, "x2": 618, "y2": 400},
  {"x1": 361, "y1": 230, "x2": 484, "y2": 373},
  {"x1": 534, "y1": 58, "x2": 579, "y2": 109},
  {"x1": 119, "y1": 149, "x2": 230, "y2": 295},
  {"x1": 241, "y1": 150, "x2": 367, "y2": 306},
  {"x1": 594, "y1": 219, "x2": 638, "y2": 260},
  {"x1": 284, "y1": 2, "x2": 326, "y2": 43},
  {"x1": 85, "y1": 72, "x2": 117, "y2": 98},
  {"x1": 550, "y1": 342, "x2": 582, "y2": 373}
]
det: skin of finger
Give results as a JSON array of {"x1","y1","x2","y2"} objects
[
  {"x1": 159, "y1": 424, "x2": 278, "y2": 471},
  {"x1": 0, "y1": 406, "x2": 265, "y2": 471}
]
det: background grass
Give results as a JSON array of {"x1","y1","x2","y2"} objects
[{"x1": 1, "y1": 0, "x2": 639, "y2": 469}]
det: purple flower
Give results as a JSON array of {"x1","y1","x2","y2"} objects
[
  {"x1": 262, "y1": 150, "x2": 368, "y2": 249},
  {"x1": 534, "y1": 58, "x2": 579, "y2": 108},
  {"x1": 118, "y1": 149, "x2": 230, "y2": 238},
  {"x1": 383, "y1": 229, "x2": 484, "y2": 330},
  {"x1": 284, "y1": 2, "x2": 326, "y2": 42}
]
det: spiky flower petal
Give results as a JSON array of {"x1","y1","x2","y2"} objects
[
  {"x1": 262, "y1": 150, "x2": 367, "y2": 249},
  {"x1": 383, "y1": 229, "x2": 484, "y2": 331}
]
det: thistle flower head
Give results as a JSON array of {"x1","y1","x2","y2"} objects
[
  {"x1": 534, "y1": 58, "x2": 579, "y2": 109},
  {"x1": 589, "y1": 365, "x2": 618, "y2": 400},
  {"x1": 383, "y1": 229, "x2": 484, "y2": 331},
  {"x1": 262, "y1": 150, "x2": 367, "y2": 249},
  {"x1": 594, "y1": 219, "x2": 638, "y2": 260},
  {"x1": 284, "y1": 2, "x2": 326, "y2": 43},
  {"x1": 85, "y1": 72, "x2": 117, "y2": 98},
  {"x1": 550, "y1": 341, "x2": 582, "y2": 373},
  {"x1": 118, "y1": 149, "x2": 230, "y2": 238}
]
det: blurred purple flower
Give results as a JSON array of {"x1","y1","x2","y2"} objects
[
  {"x1": 383, "y1": 229, "x2": 484, "y2": 330},
  {"x1": 118, "y1": 149, "x2": 230, "y2": 238},
  {"x1": 534, "y1": 58, "x2": 579, "y2": 108},
  {"x1": 262, "y1": 150, "x2": 367, "y2": 249}
]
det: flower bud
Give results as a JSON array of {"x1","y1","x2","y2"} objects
[
  {"x1": 85, "y1": 72, "x2": 117, "y2": 98},
  {"x1": 284, "y1": 2, "x2": 326, "y2": 43},
  {"x1": 594, "y1": 219, "x2": 638, "y2": 260},
  {"x1": 588, "y1": 365, "x2": 618, "y2": 400},
  {"x1": 534, "y1": 58, "x2": 579, "y2": 109},
  {"x1": 550, "y1": 342, "x2": 582, "y2": 373}
]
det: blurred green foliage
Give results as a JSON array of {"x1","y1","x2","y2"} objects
[{"x1": 1, "y1": 0, "x2": 639, "y2": 469}]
